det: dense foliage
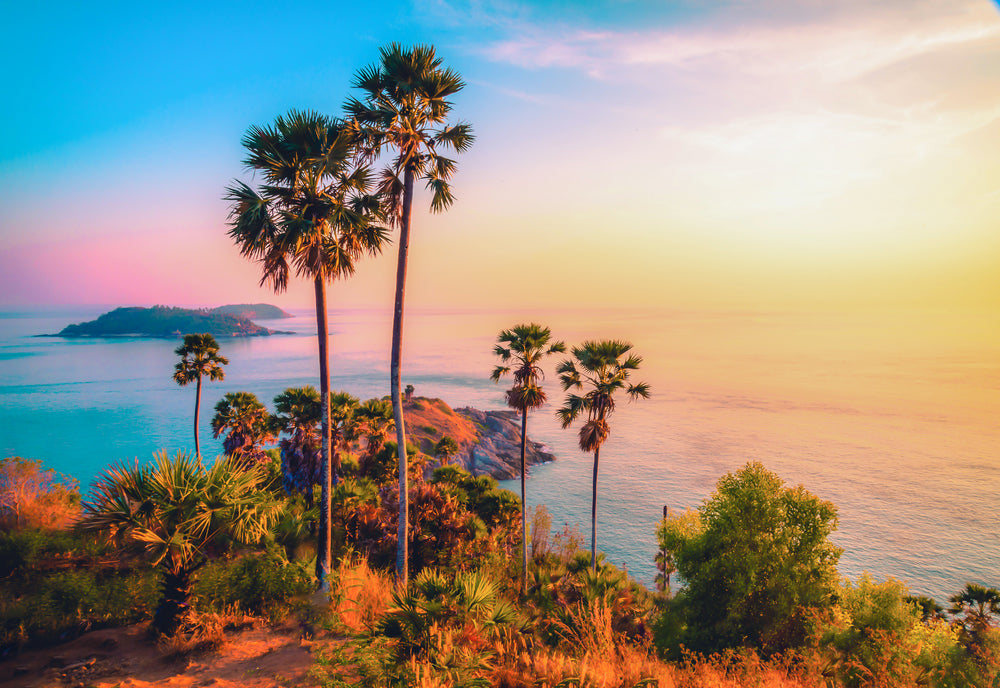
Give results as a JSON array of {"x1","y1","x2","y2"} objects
[
  {"x1": 55, "y1": 306, "x2": 283, "y2": 337},
  {"x1": 657, "y1": 461, "x2": 842, "y2": 653}
]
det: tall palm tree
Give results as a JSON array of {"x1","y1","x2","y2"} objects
[
  {"x1": 347, "y1": 43, "x2": 474, "y2": 586},
  {"x1": 173, "y1": 333, "x2": 228, "y2": 458},
  {"x1": 225, "y1": 110, "x2": 388, "y2": 588},
  {"x1": 491, "y1": 323, "x2": 565, "y2": 593},
  {"x1": 211, "y1": 391, "x2": 275, "y2": 464},
  {"x1": 557, "y1": 340, "x2": 650, "y2": 571},
  {"x1": 80, "y1": 451, "x2": 280, "y2": 635},
  {"x1": 273, "y1": 386, "x2": 322, "y2": 507}
]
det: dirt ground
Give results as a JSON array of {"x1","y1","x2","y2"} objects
[{"x1": 0, "y1": 622, "x2": 328, "y2": 688}]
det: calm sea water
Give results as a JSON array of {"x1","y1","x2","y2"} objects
[{"x1": 1, "y1": 306, "x2": 998, "y2": 603}]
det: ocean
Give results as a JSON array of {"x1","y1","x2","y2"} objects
[{"x1": 1, "y1": 305, "x2": 998, "y2": 603}]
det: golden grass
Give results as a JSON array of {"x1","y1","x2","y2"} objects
[{"x1": 329, "y1": 556, "x2": 393, "y2": 634}]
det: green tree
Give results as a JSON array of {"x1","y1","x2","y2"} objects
[
  {"x1": 273, "y1": 386, "x2": 322, "y2": 506},
  {"x1": 491, "y1": 323, "x2": 565, "y2": 593},
  {"x1": 329, "y1": 391, "x2": 361, "y2": 479},
  {"x1": 225, "y1": 109, "x2": 388, "y2": 588},
  {"x1": 355, "y1": 398, "x2": 395, "y2": 479},
  {"x1": 659, "y1": 462, "x2": 841, "y2": 652},
  {"x1": 950, "y1": 582, "x2": 1000, "y2": 646},
  {"x1": 433, "y1": 436, "x2": 459, "y2": 465},
  {"x1": 173, "y1": 333, "x2": 228, "y2": 458},
  {"x1": 0, "y1": 457, "x2": 79, "y2": 530},
  {"x1": 211, "y1": 391, "x2": 274, "y2": 464},
  {"x1": 80, "y1": 451, "x2": 280, "y2": 635},
  {"x1": 347, "y1": 43, "x2": 474, "y2": 586},
  {"x1": 557, "y1": 340, "x2": 649, "y2": 571}
]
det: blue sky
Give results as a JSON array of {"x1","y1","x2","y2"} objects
[{"x1": 2, "y1": 1, "x2": 999, "y2": 310}]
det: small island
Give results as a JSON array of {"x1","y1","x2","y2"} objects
[
  {"x1": 46, "y1": 305, "x2": 294, "y2": 338},
  {"x1": 208, "y1": 303, "x2": 293, "y2": 320}
]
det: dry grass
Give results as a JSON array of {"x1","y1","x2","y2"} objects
[
  {"x1": 487, "y1": 638, "x2": 831, "y2": 688},
  {"x1": 329, "y1": 556, "x2": 393, "y2": 634},
  {"x1": 156, "y1": 609, "x2": 260, "y2": 658}
]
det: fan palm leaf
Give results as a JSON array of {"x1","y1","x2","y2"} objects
[
  {"x1": 347, "y1": 43, "x2": 473, "y2": 587},
  {"x1": 226, "y1": 109, "x2": 388, "y2": 589},
  {"x1": 557, "y1": 340, "x2": 649, "y2": 570}
]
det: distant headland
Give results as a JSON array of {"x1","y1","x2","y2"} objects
[{"x1": 43, "y1": 305, "x2": 295, "y2": 338}]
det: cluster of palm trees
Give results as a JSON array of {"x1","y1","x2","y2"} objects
[
  {"x1": 491, "y1": 324, "x2": 650, "y2": 593},
  {"x1": 224, "y1": 43, "x2": 472, "y2": 589}
]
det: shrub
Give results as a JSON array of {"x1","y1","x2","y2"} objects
[
  {"x1": 193, "y1": 549, "x2": 313, "y2": 618},
  {"x1": 0, "y1": 567, "x2": 158, "y2": 653},
  {"x1": 0, "y1": 457, "x2": 80, "y2": 531}
]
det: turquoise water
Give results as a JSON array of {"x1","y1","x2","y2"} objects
[{"x1": 1, "y1": 306, "x2": 998, "y2": 603}]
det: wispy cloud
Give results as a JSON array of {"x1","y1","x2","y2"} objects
[{"x1": 481, "y1": 0, "x2": 1000, "y2": 84}]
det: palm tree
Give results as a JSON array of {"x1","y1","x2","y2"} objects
[
  {"x1": 211, "y1": 391, "x2": 274, "y2": 464},
  {"x1": 329, "y1": 391, "x2": 360, "y2": 479},
  {"x1": 225, "y1": 109, "x2": 388, "y2": 588},
  {"x1": 950, "y1": 582, "x2": 1000, "y2": 642},
  {"x1": 355, "y1": 398, "x2": 395, "y2": 478},
  {"x1": 491, "y1": 323, "x2": 565, "y2": 592},
  {"x1": 273, "y1": 386, "x2": 322, "y2": 507},
  {"x1": 557, "y1": 340, "x2": 650, "y2": 571},
  {"x1": 80, "y1": 451, "x2": 280, "y2": 635},
  {"x1": 347, "y1": 43, "x2": 474, "y2": 586},
  {"x1": 434, "y1": 435, "x2": 459, "y2": 465},
  {"x1": 173, "y1": 333, "x2": 228, "y2": 458}
]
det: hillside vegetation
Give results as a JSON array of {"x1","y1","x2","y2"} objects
[{"x1": 52, "y1": 306, "x2": 291, "y2": 338}]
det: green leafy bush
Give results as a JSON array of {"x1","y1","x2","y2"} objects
[
  {"x1": 656, "y1": 461, "x2": 841, "y2": 653},
  {"x1": 193, "y1": 549, "x2": 313, "y2": 617},
  {"x1": 0, "y1": 568, "x2": 158, "y2": 653}
]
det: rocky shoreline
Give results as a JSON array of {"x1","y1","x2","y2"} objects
[{"x1": 454, "y1": 407, "x2": 557, "y2": 480}]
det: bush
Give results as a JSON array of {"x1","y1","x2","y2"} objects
[
  {"x1": 0, "y1": 457, "x2": 80, "y2": 531},
  {"x1": 657, "y1": 462, "x2": 841, "y2": 653},
  {"x1": 193, "y1": 549, "x2": 314, "y2": 618},
  {"x1": 0, "y1": 528, "x2": 110, "y2": 577},
  {"x1": 0, "y1": 567, "x2": 158, "y2": 653},
  {"x1": 809, "y1": 574, "x2": 958, "y2": 687}
]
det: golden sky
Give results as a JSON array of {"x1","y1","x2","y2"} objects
[{"x1": 1, "y1": 0, "x2": 998, "y2": 311}]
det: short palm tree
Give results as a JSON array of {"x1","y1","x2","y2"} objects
[
  {"x1": 173, "y1": 333, "x2": 228, "y2": 458},
  {"x1": 329, "y1": 391, "x2": 360, "y2": 479},
  {"x1": 273, "y1": 386, "x2": 322, "y2": 507},
  {"x1": 491, "y1": 323, "x2": 565, "y2": 593},
  {"x1": 225, "y1": 109, "x2": 388, "y2": 588},
  {"x1": 80, "y1": 451, "x2": 280, "y2": 635},
  {"x1": 557, "y1": 340, "x2": 650, "y2": 571},
  {"x1": 211, "y1": 391, "x2": 274, "y2": 464},
  {"x1": 433, "y1": 435, "x2": 459, "y2": 465},
  {"x1": 950, "y1": 582, "x2": 1000, "y2": 642},
  {"x1": 355, "y1": 398, "x2": 395, "y2": 478},
  {"x1": 347, "y1": 43, "x2": 474, "y2": 586}
]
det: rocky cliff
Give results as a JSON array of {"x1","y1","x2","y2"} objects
[
  {"x1": 454, "y1": 407, "x2": 556, "y2": 479},
  {"x1": 401, "y1": 398, "x2": 556, "y2": 480}
]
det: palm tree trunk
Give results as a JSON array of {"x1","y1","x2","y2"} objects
[
  {"x1": 194, "y1": 376, "x2": 202, "y2": 458},
  {"x1": 591, "y1": 447, "x2": 600, "y2": 571},
  {"x1": 391, "y1": 166, "x2": 415, "y2": 589},
  {"x1": 315, "y1": 275, "x2": 332, "y2": 590},
  {"x1": 519, "y1": 408, "x2": 528, "y2": 595},
  {"x1": 154, "y1": 566, "x2": 194, "y2": 636}
]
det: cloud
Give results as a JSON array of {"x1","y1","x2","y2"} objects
[{"x1": 480, "y1": 0, "x2": 1000, "y2": 84}]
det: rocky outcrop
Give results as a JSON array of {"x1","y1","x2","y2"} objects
[{"x1": 454, "y1": 407, "x2": 556, "y2": 480}]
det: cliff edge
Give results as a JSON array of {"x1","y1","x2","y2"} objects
[{"x1": 402, "y1": 397, "x2": 556, "y2": 480}]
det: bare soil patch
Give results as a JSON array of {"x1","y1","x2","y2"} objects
[{"x1": 0, "y1": 622, "x2": 325, "y2": 688}]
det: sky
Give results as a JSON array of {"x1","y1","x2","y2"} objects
[{"x1": 1, "y1": 0, "x2": 999, "y2": 312}]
